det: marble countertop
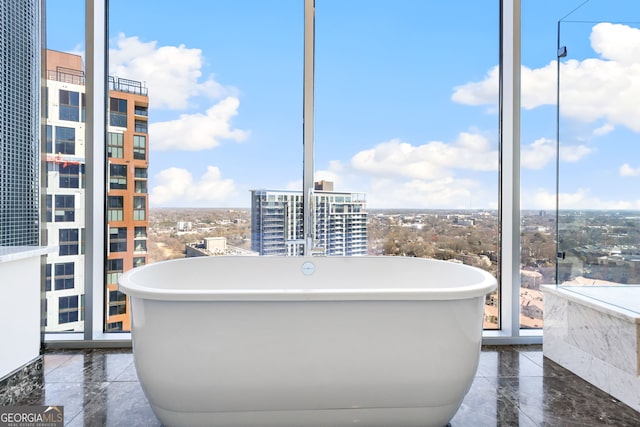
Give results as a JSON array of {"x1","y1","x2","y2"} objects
[
  {"x1": 0, "y1": 246, "x2": 57, "y2": 264},
  {"x1": 542, "y1": 284, "x2": 640, "y2": 322}
]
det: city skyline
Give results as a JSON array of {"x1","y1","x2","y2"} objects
[{"x1": 46, "y1": 0, "x2": 640, "y2": 210}]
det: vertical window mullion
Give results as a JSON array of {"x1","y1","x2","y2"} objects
[
  {"x1": 85, "y1": 0, "x2": 108, "y2": 340},
  {"x1": 493, "y1": 0, "x2": 522, "y2": 341}
]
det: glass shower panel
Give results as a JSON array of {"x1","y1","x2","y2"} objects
[
  {"x1": 519, "y1": 0, "x2": 574, "y2": 329},
  {"x1": 44, "y1": 0, "x2": 86, "y2": 333},
  {"x1": 314, "y1": 1, "x2": 500, "y2": 328},
  {"x1": 556, "y1": 1, "x2": 640, "y2": 287},
  {"x1": 107, "y1": 1, "x2": 303, "y2": 331}
]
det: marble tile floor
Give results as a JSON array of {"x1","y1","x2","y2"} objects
[{"x1": 2, "y1": 345, "x2": 640, "y2": 426}]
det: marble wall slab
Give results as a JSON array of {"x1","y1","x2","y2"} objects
[
  {"x1": 0, "y1": 356, "x2": 43, "y2": 406},
  {"x1": 542, "y1": 285, "x2": 640, "y2": 412}
]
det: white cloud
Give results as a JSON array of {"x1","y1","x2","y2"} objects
[
  {"x1": 365, "y1": 177, "x2": 485, "y2": 209},
  {"x1": 451, "y1": 66, "x2": 499, "y2": 106},
  {"x1": 452, "y1": 63, "x2": 557, "y2": 110},
  {"x1": 590, "y1": 22, "x2": 640, "y2": 65},
  {"x1": 523, "y1": 187, "x2": 640, "y2": 210},
  {"x1": 560, "y1": 144, "x2": 592, "y2": 163},
  {"x1": 150, "y1": 166, "x2": 237, "y2": 206},
  {"x1": 307, "y1": 134, "x2": 497, "y2": 209},
  {"x1": 620, "y1": 163, "x2": 640, "y2": 177},
  {"x1": 286, "y1": 174, "x2": 486, "y2": 209},
  {"x1": 350, "y1": 132, "x2": 498, "y2": 180},
  {"x1": 593, "y1": 123, "x2": 615, "y2": 136},
  {"x1": 521, "y1": 138, "x2": 556, "y2": 170},
  {"x1": 150, "y1": 97, "x2": 249, "y2": 151},
  {"x1": 520, "y1": 138, "x2": 592, "y2": 170},
  {"x1": 109, "y1": 33, "x2": 231, "y2": 110},
  {"x1": 110, "y1": 34, "x2": 250, "y2": 152},
  {"x1": 452, "y1": 23, "x2": 640, "y2": 133}
]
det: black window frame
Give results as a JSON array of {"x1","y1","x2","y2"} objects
[
  {"x1": 59, "y1": 89, "x2": 80, "y2": 122},
  {"x1": 54, "y1": 126, "x2": 75, "y2": 155},
  {"x1": 54, "y1": 194, "x2": 75, "y2": 222}
]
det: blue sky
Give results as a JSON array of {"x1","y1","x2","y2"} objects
[{"x1": 46, "y1": 0, "x2": 640, "y2": 209}]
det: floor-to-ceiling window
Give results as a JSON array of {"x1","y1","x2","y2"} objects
[
  {"x1": 42, "y1": 0, "x2": 561, "y2": 343},
  {"x1": 43, "y1": 0, "x2": 86, "y2": 334},
  {"x1": 518, "y1": 0, "x2": 568, "y2": 330},
  {"x1": 314, "y1": 0, "x2": 500, "y2": 328},
  {"x1": 106, "y1": 0, "x2": 304, "y2": 331}
]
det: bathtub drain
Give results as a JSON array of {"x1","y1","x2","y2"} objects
[{"x1": 301, "y1": 261, "x2": 315, "y2": 275}]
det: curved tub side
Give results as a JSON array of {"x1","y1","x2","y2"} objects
[{"x1": 130, "y1": 296, "x2": 485, "y2": 427}]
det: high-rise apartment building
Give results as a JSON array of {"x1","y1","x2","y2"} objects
[
  {"x1": 44, "y1": 50, "x2": 149, "y2": 332},
  {"x1": 0, "y1": 0, "x2": 40, "y2": 247},
  {"x1": 251, "y1": 182, "x2": 367, "y2": 256}
]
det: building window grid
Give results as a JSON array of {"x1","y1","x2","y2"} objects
[
  {"x1": 106, "y1": 271, "x2": 122, "y2": 287},
  {"x1": 54, "y1": 194, "x2": 75, "y2": 222},
  {"x1": 54, "y1": 262, "x2": 75, "y2": 290},
  {"x1": 107, "y1": 132, "x2": 124, "y2": 158},
  {"x1": 46, "y1": 125, "x2": 53, "y2": 153},
  {"x1": 54, "y1": 126, "x2": 75, "y2": 155},
  {"x1": 108, "y1": 290, "x2": 127, "y2": 316},
  {"x1": 134, "y1": 226, "x2": 147, "y2": 239},
  {"x1": 59, "y1": 163, "x2": 81, "y2": 189},
  {"x1": 133, "y1": 196, "x2": 146, "y2": 221},
  {"x1": 106, "y1": 258, "x2": 124, "y2": 286},
  {"x1": 134, "y1": 120, "x2": 147, "y2": 133},
  {"x1": 252, "y1": 192, "x2": 367, "y2": 257},
  {"x1": 46, "y1": 195, "x2": 52, "y2": 222},
  {"x1": 134, "y1": 167, "x2": 147, "y2": 179},
  {"x1": 0, "y1": 0, "x2": 39, "y2": 246},
  {"x1": 134, "y1": 105, "x2": 148, "y2": 116},
  {"x1": 109, "y1": 97, "x2": 127, "y2": 127},
  {"x1": 59, "y1": 89, "x2": 80, "y2": 122},
  {"x1": 45, "y1": 264, "x2": 52, "y2": 292},
  {"x1": 109, "y1": 227, "x2": 127, "y2": 253},
  {"x1": 133, "y1": 135, "x2": 146, "y2": 160},
  {"x1": 58, "y1": 295, "x2": 79, "y2": 324},
  {"x1": 59, "y1": 228, "x2": 79, "y2": 256},
  {"x1": 81, "y1": 93, "x2": 86, "y2": 123},
  {"x1": 134, "y1": 167, "x2": 148, "y2": 193},
  {"x1": 107, "y1": 196, "x2": 124, "y2": 222},
  {"x1": 134, "y1": 239, "x2": 147, "y2": 252},
  {"x1": 134, "y1": 179, "x2": 147, "y2": 194},
  {"x1": 106, "y1": 321, "x2": 123, "y2": 331},
  {"x1": 109, "y1": 163, "x2": 127, "y2": 190}
]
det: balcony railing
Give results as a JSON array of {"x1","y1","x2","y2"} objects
[
  {"x1": 47, "y1": 69, "x2": 85, "y2": 85},
  {"x1": 108, "y1": 76, "x2": 148, "y2": 96}
]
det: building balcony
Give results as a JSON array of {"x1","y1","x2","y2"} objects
[{"x1": 108, "y1": 76, "x2": 148, "y2": 96}]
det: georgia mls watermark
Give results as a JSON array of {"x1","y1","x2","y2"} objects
[{"x1": 0, "y1": 406, "x2": 63, "y2": 427}]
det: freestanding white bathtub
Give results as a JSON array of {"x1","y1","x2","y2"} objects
[{"x1": 118, "y1": 256, "x2": 496, "y2": 427}]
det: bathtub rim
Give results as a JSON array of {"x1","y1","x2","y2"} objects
[{"x1": 118, "y1": 256, "x2": 497, "y2": 302}]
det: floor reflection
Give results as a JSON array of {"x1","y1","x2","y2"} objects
[{"x1": 2, "y1": 345, "x2": 639, "y2": 426}]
